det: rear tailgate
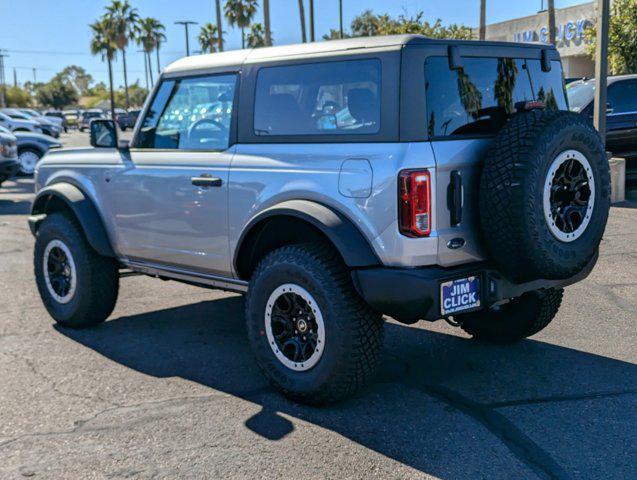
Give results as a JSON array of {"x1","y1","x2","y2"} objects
[{"x1": 431, "y1": 138, "x2": 491, "y2": 267}]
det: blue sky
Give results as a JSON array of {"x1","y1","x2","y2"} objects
[{"x1": 0, "y1": 0, "x2": 588, "y2": 87}]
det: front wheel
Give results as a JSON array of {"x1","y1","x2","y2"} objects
[
  {"x1": 34, "y1": 212, "x2": 119, "y2": 328},
  {"x1": 458, "y1": 288, "x2": 563, "y2": 343},
  {"x1": 17, "y1": 148, "x2": 42, "y2": 176},
  {"x1": 245, "y1": 244, "x2": 384, "y2": 405}
]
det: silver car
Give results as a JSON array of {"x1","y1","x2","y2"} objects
[
  {"x1": 0, "y1": 111, "x2": 42, "y2": 134},
  {"x1": 28, "y1": 35, "x2": 610, "y2": 404}
]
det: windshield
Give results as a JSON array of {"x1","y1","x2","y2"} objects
[{"x1": 566, "y1": 80, "x2": 595, "y2": 112}]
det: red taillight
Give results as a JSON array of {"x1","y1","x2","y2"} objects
[{"x1": 398, "y1": 169, "x2": 431, "y2": 237}]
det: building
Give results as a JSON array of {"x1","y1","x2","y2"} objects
[{"x1": 482, "y1": 2, "x2": 596, "y2": 78}]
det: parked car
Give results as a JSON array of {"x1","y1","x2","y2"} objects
[
  {"x1": 0, "y1": 128, "x2": 19, "y2": 188},
  {"x1": 79, "y1": 109, "x2": 104, "y2": 132},
  {"x1": 0, "y1": 108, "x2": 61, "y2": 138},
  {"x1": 567, "y1": 74, "x2": 637, "y2": 157},
  {"x1": 63, "y1": 110, "x2": 80, "y2": 130},
  {"x1": 29, "y1": 35, "x2": 610, "y2": 405},
  {"x1": 0, "y1": 125, "x2": 62, "y2": 175},
  {"x1": 43, "y1": 110, "x2": 69, "y2": 132},
  {"x1": 110, "y1": 108, "x2": 136, "y2": 131},
  {"x1": 0, "y1": 111, "x2": 43, "y2": 134}
]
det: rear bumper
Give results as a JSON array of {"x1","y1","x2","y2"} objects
[
  {"x1": 0, "y1": 158, "x2": 20, "y2": 180},
  {"x1": 351, "y1": 253, "x2": 598, "y2": 323}
]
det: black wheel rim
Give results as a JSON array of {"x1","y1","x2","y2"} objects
[
  {"x1": 271, "y1": 292, "x2": 319, "y2": 364},
  {"x1": 47, "y1": 246, "x2": 72, "y2": 297},
  {"x1": 549, "y1": 158, "x2": 591, "y2": 233}
]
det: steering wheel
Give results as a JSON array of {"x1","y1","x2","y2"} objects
[{"x1": 186, "y1": 117, "x2": 228, "y2": 147}]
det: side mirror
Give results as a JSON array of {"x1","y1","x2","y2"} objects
[{"x1": 90, "y1": 119, "x2": 118, "y2": 148}]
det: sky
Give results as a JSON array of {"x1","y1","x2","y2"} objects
[{"x1": 0, "y1": 0, "x2": 589, "y2": 88}]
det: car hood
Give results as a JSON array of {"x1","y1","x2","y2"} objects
[
  {"x1": 12, "y1": 118, "x2": 40, "y2": 128},
  {"x1": 0, "y1": 131, "x2": 17, "y2": 143},
  {"x1": 14, "y1": 131, "x2": 62, "y2": 147}
]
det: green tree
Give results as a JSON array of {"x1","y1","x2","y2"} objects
[
  {"x1": 57, "y1": 65, "x2": 94, "y2": 96},
  {"x1": 35, "y1": 78, "x2": 78, "y2": 109},
  {"x1": 334, "y1": 10, "x2": 473, "y2": 40},
  {"x1": 90, "y1": 16, "x2": 118, "y2": 119},
  {"x1": 5, "y1": 86, "x2": 32, "y2": 107},
  {"x1": 224, "y1": 0, "x2": 258, "y2": 49},
  {"x1": 198, "y1": 22, "x2": 222, "y2": 53},
  {"x1": 246, "y1": 23, "x2": 267, "y2": 48},
  {"x1": 126, "y1": 81, "x2": 149, "y2": 107},
  {"x1": 105, "y1": 0, "x2": 140, "y2": 109},
  {"x1": 586, "y1": 0, "x2": 637, "y2": 74}
]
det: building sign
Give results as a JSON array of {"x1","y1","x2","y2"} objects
[{"x1": 513, "y1": 18, "x2": 592, "y2": 45}]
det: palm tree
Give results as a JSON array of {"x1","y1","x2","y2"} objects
[
  {"x1": 224, "y1": 0, "x2": 258, "y2": 49},
  {"x1": 90, "y1": 17, "x2": 118, "y2": 120},
  {"x1": 246, "y1": 23, "x2": 267, "y2": 48},
  {"x1": 547, "y1": 0, "x2": 556, "y2": 45},
  {"x1": 297, "y1": 0, "x2": 307, "y2": 42},
  {"x1": 105, "y1": 0, "x2": 139, "y2": 110},
  {"x1": 263, "y1": 0, "x2": 272, "y2": 46},
  {"x1": 137, "y1": 17, "x2": 163, "y2": 85},
  {"x1": 215, "y1": 0, "x2": 224, "y2": 52},
  {"x1": 479, "y1": 0, "x2": 486, "y2": 40},
  {"x1": 198, "y1": 23, "x2": 221, "y2": 53}
]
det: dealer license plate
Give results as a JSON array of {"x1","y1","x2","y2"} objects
[{"x1": 440, "y1": 276, "x2": 481, "y2": 316}]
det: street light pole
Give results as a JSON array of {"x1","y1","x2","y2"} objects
[
  {"x1": 175, "y1": 21, "x2": 198, "y2": 56},
  {"x1": 593, "y1": 0, "x2": 610, "y2": 147},
  {"x1": 0, "y1": 50, "x2": 8, "y2": 108},
  {"x1": 309, "y1": 0, "x2": 315, "y2": 42}
]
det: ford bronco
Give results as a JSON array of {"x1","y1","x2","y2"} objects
[{"x1": 29, "y1": 35, "x2": 610, "y2": 404}]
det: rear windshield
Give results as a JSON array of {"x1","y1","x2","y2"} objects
[
  {"x1": 566, "y1": 79, "x2": 595, "y2": 113},
  {"x1": 425, "y1": 57, "x2": 567, "y2": 138}
]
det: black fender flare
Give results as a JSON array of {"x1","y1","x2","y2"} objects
[
  {"x1": 29, "y1": 183, "x2": 115, "y2": 257},
  {"x1": 234, "y1": 200, "x2": 380, "y2": 276}
]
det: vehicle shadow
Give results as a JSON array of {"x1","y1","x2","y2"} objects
[
  {"x1": 0, "y1": 179, "x2": 34, "y2": 215},
  {"x1": 57, "y1": 296, "x2": 637, "y2": 479}
]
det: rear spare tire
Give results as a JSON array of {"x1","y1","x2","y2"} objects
[{"x1": 480, "y1": 110, "x2": 610, "y2": 282}]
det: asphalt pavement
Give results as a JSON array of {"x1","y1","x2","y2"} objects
[{"x1": 0, "y1": 131, "x2": 635, "y2": 479}]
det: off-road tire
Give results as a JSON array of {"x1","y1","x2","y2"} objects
[
  {"x1": 34, "y1": 212, "x2": 119, "y2": 328},
  {"x1": 480, "y1": 110, "x2": 610, "y2": 282},
  {"x1": 245, "y1": 243, "x2": 384, "y2": 405},
  {"x1": 459, "y1": 288, "x2": 563, "y2": 343}
]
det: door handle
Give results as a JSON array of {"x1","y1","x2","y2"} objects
[{"x1": 191, "y1": 174, "x2": 222, "y2": 187}]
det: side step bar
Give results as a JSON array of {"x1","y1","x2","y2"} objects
[{"x1": 124, "y1": 261, "x2": 249, "y2": 294}]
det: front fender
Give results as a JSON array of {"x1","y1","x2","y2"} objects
[{"x1": 29, "y1": 183, "x2": 115, "y2": 257}]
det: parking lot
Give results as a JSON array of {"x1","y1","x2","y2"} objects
[{"x1": 0, "y1": 130, "x2": 635, "y2": 479}]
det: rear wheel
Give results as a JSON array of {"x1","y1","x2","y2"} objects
[
  {"x1": 245, "y1": 244, "x2": 384, "y2": 405},
  {"x1": 34, "y1": 212, "x2": 119, "y2": 328},
  {"x1": 458, "y1": 288, "x2": 563, "y2": 343}
]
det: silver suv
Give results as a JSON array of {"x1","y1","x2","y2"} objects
[{"x1": 29, "y1": 35, "x2": 610, "y2": 404}]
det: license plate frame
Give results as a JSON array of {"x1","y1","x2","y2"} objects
[{"x1": 440, "y1": 276, "x2": 481, "y2": 316}]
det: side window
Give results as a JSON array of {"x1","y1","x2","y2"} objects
[
  {"x1": 607, "y1": 80, "x2": 637, "y2": 114},
  {"x1": 137, "y1": 74, "x2": 236, "y2": 150},
  {"x1": 254, "y1": 59, "x2": 381, "y2": 136},
  {"x1": 425, "y1": 57, "x2": 567, "y2": 137}
]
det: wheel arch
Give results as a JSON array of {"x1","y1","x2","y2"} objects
[
  {"x1": 234, "y1": 200, "x2": 380, "y2": 280},
  {"x1": 29, "y1": 183, "x2": 115, "y2": 258}
]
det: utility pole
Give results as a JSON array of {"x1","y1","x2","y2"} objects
[
  {"x1": 479, "y1": 1, "x2": 486, "y2": 40},
  {"x1": 0, "y1": 50, "x2": 8, "y2": 108},
  {"x1": 593, "y1": 0, "x2": 610, "y2": 147},
  {"x1": 175, "y1": 20, "x2": 198, "y2": 56},
  {"x1": 547, "y1": 0, "x2": 556, "y2": 45},
  {"x1": 339, "y1": 0, "x2": 344, "y2": 38},
  {"x1": 309, "y1": 0, "x2": 315, "y2": 42},
  {"x1": 32, "y1": 67, "x2": 36, "y2": 83},
  {"x1": 13, "y1": 67, "x2": 17, "y2": 88}
]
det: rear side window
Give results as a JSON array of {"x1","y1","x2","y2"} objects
[
  {"x1": 425, "y1": 57, "x2": 567, "y2": 138},
  {"x1": 254, "y1": 59, "x2": 381, "y2": 136},
  {"x1": 607, "y1": 80, "x2": 637, "y2": 114}
]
